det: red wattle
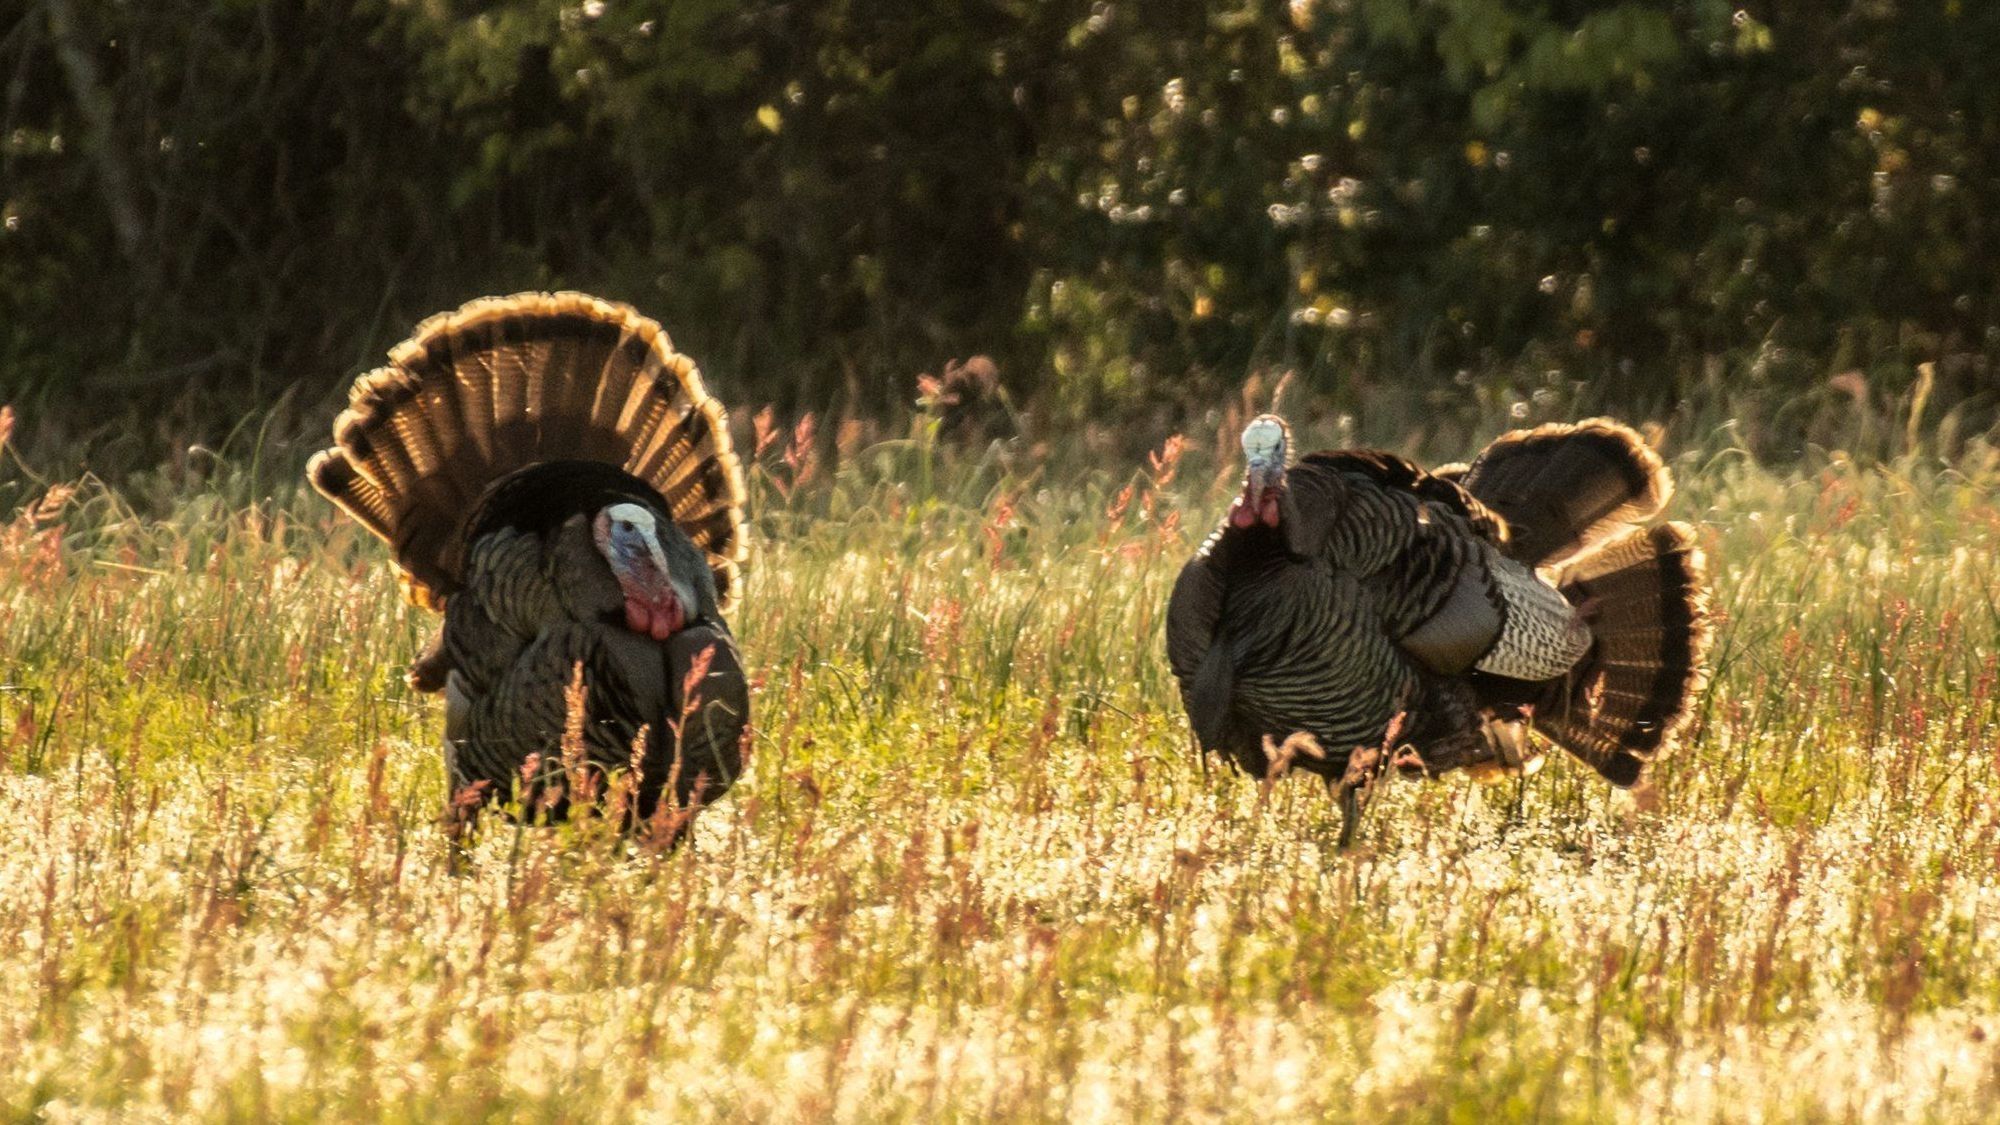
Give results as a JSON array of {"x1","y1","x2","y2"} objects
[
  {"x1": 1258, "y1": 490, "x2": 1281, "y2": 526},
  {"x1": 650, "y1": 596, "x2": 683, "y2": 641},
  {"x1": 624, "y1": 594, "x2": 687, "y2": 640},
  {"x1": 1229, "y1": 499, "x2": 1256, "y2": 529}
]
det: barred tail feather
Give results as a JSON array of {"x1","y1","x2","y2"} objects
[
  {"x1": 1460, "y1": 418, "x2": 1672, "y2": 568},
  {"x1": 309, "y1": 292, "x2": 748, "y2": 610},
  {"x1": 1532, "y1": 523, "x2": 1709, "y2": 787}
]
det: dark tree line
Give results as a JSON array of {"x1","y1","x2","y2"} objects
[{"x1": 4, "y1": 0, "x2": 1996, "y2": 464}]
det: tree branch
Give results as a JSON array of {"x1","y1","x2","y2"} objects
[{"x1": 43, "y1": 0, "x2": 146, "y2": 263}]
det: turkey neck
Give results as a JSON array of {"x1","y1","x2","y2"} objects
[
  {"x1": 1212, "y1": 486, "x2": 1319, "y2": 571},
  {"x1": 1209, "y1": 521, "x2": 1288, "y2": 574}
]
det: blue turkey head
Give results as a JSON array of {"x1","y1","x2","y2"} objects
[
  {"x1": 592, "y1": 502, "x2": 701, "y2": 641},
  {"x1": 1234, "y1": 414, "x2": 1292, "y2": 530}
]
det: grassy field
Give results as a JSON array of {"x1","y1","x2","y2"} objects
[{"x1": 4, "y1": 423, "x2": 2000, "y2": 1121}]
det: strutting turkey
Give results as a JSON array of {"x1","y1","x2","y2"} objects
[
  {"x1": 308, "y1": 292, "x2": 751, "y2": 846},
  {"x1": 1166, "y1": 413, "x2": 1709, "y2": 845}
]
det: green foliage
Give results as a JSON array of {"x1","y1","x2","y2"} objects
[
  {"x1": 1044, "y1": 0, "x2": 2000, "y2": 439},
  {"x1": 5, "y1": 1, "x2": 2000, "y2": 460}
]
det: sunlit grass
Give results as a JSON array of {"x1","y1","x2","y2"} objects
[{"x1": 4, "y1": 428, "x2": 2000, "y2": 1121}]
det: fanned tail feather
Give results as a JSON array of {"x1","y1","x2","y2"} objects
[
  {"x1": 1459, "y1": 418, "x2": 1672, "y2": 568},
  {"x1": 308, "y1": 292, "x2": 748, "y2": 610},
  {"x1": 1532, "y1": 523, "x2": 1710, "y2": 786}
]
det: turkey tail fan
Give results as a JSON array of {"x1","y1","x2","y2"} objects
[
  {"x1": 308, "y1": 292, "x2": 749, "y2": 611},
  {"x1": 1458, "y1": 418, "x2": 1672, "y2": 569},
  {"x1": 1531, "y1": 523, "x2": 1710, "y2": 787}
]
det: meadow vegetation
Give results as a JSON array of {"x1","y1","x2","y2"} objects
[{"x1": 4, "y1": 404, "x2": 2000, "y2": 1120}]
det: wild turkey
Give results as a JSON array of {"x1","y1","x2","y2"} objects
[
  {"x1": 1166, "y1": 413, "x2": 1709, "y2": 844},
  {"x1": 308, "y1": 292, "x2": 751, "y2": 844}
]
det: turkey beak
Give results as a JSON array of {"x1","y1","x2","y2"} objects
[{"x1": 1239, "y1": 459, "x2": 1285, "y2": 528}]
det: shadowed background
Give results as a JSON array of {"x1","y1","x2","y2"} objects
[{"x1": 4, "y1": 0, "x2": 1998, "y2": 471}]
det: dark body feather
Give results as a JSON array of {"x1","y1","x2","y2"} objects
[
  {"x1": 437, "y1": 463, "x2": 747, "y2": 823},
  {"x1": 1168, "y1": 452, "x2": 1501, "y2": 779},
  {"x1": 309, "y1": 294, "x2": 751, "y2": 836},
  {"x1": 1167, "y1": 419, "x2": 1708, "y2": 792}
]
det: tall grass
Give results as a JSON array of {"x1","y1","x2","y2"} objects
[{"x1": 3, "y1": 416, "x2": 2000, "y2": 1121}]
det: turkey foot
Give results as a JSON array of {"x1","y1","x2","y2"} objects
[
  {"x1": 1334, "y1": 712, "x2": 1409, "y2": 849},
  {"x1": 1333, "y1": 746, "x2": 1383, "y2": 850}
]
